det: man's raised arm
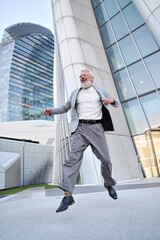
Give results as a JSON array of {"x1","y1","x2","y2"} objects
[
  {"x1": 44, "y1": 95, "x2": 72, "y2": 116},
  {"x1": 103, "y1": 89, "x2": 119, "y2": 108}
]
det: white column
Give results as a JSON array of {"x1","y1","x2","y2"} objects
[{"x1": 133, "y1": 0, "x2": 160, "y2": 46}]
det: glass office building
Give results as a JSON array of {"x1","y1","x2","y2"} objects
[
  {"x1": 91, "y1": 0, "x2": 160, "y2": 178},
  {"x1": 0, "y1": 23, "x2": 54, "y2": 122},
  {"x1": 51, "y1": 0, "x2": 160, "y2": 184}
]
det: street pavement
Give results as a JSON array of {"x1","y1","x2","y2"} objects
[{"x1": 0, "y1": 178, "x2": 160, "y2": 240}]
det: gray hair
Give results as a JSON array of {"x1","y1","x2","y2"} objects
[{"x1": 81, "y1": 69, "x2": 94, "y2": 77}]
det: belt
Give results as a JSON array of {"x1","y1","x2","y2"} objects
[{"x1": 79, "y1": 119, "x2": 102, "y2": 124}]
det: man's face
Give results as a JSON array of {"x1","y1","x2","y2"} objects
[{"x1": 79, "y1": 71, "x2": 94, "y2": 86}]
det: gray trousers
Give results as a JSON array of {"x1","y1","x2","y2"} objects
[{"x1": 58, "y1": 123, "x2": 116, "y2": 193}]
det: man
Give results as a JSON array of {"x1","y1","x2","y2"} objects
[{"x1": 44, "y1": 69, "x2": 119, "y2": 213}]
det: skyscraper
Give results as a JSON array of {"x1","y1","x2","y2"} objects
[
  {"x1": 0, "y1": 22, "x2": 54, "y2": 122},
  {"x1": 51, "y1": 0, "x2": 160, "y2": 184}
]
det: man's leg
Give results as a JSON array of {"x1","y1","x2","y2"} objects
[
  {"x1": 58, "y1": 127, "x2": 89, "y2": 194},
  {"x1": 56, "y1": 124, "x2": 89, "y2": 212},
  {"x1": 89, "y1": 124, "x2": 117, "y2": 199}
]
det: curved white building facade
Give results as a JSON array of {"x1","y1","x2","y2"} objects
[
  {"x1": 51, "y1": 0, "x2": 143, "y2": 185},
  {"x1": 51, "y1": 0, "x2": 160, "y2": 185},
  {"x1": 132, "y1": 0, "x2": 160, "y2": 46}
]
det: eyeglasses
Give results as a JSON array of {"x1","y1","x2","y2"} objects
[{"x1": 79, "y1": 74, "x2": 90, "y2": 79}]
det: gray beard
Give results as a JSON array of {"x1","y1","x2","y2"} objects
[{"x1": 81, "y1": 79, "x2": 92, "y2": 89}]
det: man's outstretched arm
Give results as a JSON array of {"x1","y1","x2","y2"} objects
[{"x1": 44, "y1": 95, "x2": 72, "y2": 116}]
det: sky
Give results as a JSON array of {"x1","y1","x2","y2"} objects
[{"x1": 0, "y1": 0, "x2": 54, "y2": 40}]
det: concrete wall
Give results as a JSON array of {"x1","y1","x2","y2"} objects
[
  {"x1": 51, "y1": 0, "x2": 141, "y2": 183},
  {"x1": 0, "y1": 138, "x2": 54, "y2": 186},
  {"x1": 0, "y1": 152, "x2": 20, "y2": 190}
]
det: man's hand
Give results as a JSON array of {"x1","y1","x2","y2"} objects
[
  {"x1": 44, "y1": 108, "x2": 52, "y2": 115},
  {"x1": 102, "y1": 97, "x2": 114, "y2": 105}
]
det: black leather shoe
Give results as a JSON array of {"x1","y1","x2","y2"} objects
[
  {"x1": 56, "y1": 196, "x2": 75, "y2": 213},
  {"x1": 104, "y1": 184, "x2": 118, "y2": 200}
]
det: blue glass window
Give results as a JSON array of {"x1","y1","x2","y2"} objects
[
  {"x1": 104, "y1": 0, "x2": 119, "y2": 18},
  {"x1": 94, "y1": 3, "x2": 108, "y2": 27},
  {"x1": 113, "y1": 68, "x2": 135, "y2": 101},
  {"x1": 123, "y1": 3, "x2": 144, "y2": 31},
  {"x1": 119, "y1": 35, "x2": 140, "y2": 65},
  {"x1": 100, "y1": 22, "x2": 115, "y2": 48},
  {"x1": 117, "y1": 0, "x2": 131, "y2": 9},
  {"x1": 123, "y1": 99, "x2": 149, "y2": 135},
  {"x1": 111, "y1": 12, "x2": 129, "y2": 40},
  {"x1": 144, "y1": 52, "x2": 160, "y2": 89},
  {"x1": 133, "y1": 25, "x2": 159, "y2": 57},
  {"x1": 106, "y1": 44, "x2": 124, "y2": 72},
  {"x1": 140, "y1": 93, "x2": 160, "y2": 128},
  {"x1": 128, "y1": 61, "x2": 155, "y2": 95}
]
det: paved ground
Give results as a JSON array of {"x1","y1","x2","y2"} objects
[{"x1": 0, "y1": 178, "x2": 160, "y2": 240}]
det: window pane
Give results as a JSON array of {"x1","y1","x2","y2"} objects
[
  {"x1": 106, "y1": 44, "x2": 124, "y2": 72},
  {"x1": 117, "y1": 0, "x2": 131, "y2": 9},
  {"x1": 128, "y1": 61, "x2": 155, "y2": 95},
  {"x1": 144, "y1": 52, "x2": 160, "y2": 89},
  {"x1": 111, "y1": 12, "x2": 129, "y2": 40},
  {"x1": 134, "y1": 135, "x2": 151, "y2": 178},
  {"x1": 119, "y1": 35, "x2": 140, "y2": 65},
  {"x1": 91, "y1": 0, "x2": 102, "y2": 8},
  {"x1": 104, "y1": 0, "x2": 119, "y2": 18},
  {"x1": 94, "y1": 3, "x2": 108, "y2": 27},
  {"x1": 123, "y1": 3, "x2": 144, "y2": 31},
  {"x1": 133, "y1": 25, "x2": 159, "y2": 57},
  {"x1": 113, "y1": 68, "x2": 135, "y2": 101},
  {"x1": 100, "y1": 22, "x2": 115, "y2": 48},
  {"x1": 140, "y1": 93, "x2": 160, "y2": 128},
  {"x1": 123, "y1": 99, "x2": 149, "y2": 135}
]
